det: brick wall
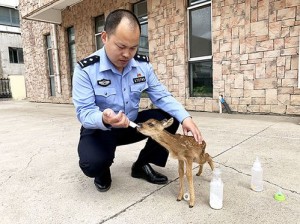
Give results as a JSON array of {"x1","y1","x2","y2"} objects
[
  {"x1": 140, "y1": 0, "x2": 190, "y2": 109},
  {"x1": 212, "y1": 0, "x2": 300, "y2": 114}
]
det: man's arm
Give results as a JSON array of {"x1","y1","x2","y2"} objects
[{"x1": 72, "y1": 65, "x2": 110, "y2": 130}]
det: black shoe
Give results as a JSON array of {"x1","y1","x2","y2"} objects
[
  {"x1": 94, "y1": 169, "x2": 112, "y2": 192},
  {"x1": 131, "y1": 163, "x2": 168, "y2": 185},
  {"x1": 94, "y1": 178, "x2": 111, "y2": 192}
]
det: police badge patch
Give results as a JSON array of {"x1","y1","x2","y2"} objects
[
  {"x1": 133, "y1": 77, "x2": 146, "y2": 84},
  {"x1": 97, "y1": 79, "x2": 111, "y2": 87}
]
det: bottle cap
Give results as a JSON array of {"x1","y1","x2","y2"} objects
[
  {"x1": 183, "y1": 192, "x2": 190, "y2": 201},
  {"x1": 253, "y1": 157, "x2": 262, "y2": 169},
  {"x1": 213, "y1": 168, "x2": 221, "y2": 176},
  {"x1": 274, "y1": 192, "x2": 286, "y2": 201}
]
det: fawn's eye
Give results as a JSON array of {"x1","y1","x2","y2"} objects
[{"x1": 148, "y1": 123, "x2": 154, "y2": 127}]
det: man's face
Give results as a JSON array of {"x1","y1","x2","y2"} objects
[{"x1": 101, "y1": 18, "x2": 140, "y2": 72}]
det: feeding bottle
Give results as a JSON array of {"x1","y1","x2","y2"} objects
[
  {"x1": 251, "y1": 157, "x2": 263, "y2": 192},
  {"x1": 209, "y1": 168, "x2": 223, "y2": 209}
]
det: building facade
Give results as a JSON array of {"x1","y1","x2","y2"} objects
[
  {"x1": 19, "y1": 0, "x2": 300, "y2": 114},
  {"x1": 0, "y1": 0, "x2": 26, "y2": 100}
]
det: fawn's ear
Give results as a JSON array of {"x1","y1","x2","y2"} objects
[{"x1": 162, "y1": 118, "x2": 174, "y2": 128}]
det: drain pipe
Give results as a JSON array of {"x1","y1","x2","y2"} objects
[{"x1": 52, "y1": 24, "x2": 61, "y2": 94}]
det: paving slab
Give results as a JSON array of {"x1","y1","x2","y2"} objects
[{"x1": 0, "y1": 101, "x2": 299, "y2": 224}]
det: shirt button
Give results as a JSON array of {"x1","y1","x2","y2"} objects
[{"x1": 124, "y1": 88, "x2": 126, "y2": 91}]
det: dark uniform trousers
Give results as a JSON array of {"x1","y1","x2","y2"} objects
[{"x1": 77, "y1": 109, "x2": 179, "y2": 178}]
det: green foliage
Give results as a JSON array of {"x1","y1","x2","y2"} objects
[{"x1": 192, "y1": 85, "x2": 212, "y2": 97}]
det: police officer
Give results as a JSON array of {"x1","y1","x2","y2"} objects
[{"x1": 72, "y1": 9, "x2": 203, "y2": 192}]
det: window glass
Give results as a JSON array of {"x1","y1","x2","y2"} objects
[
  {"x1": 69, "y1": 44, "x2": 76, "y2": 73},
  {"x1": 134, "y1": 1, "x2": 147, "y2": 18},
  {"x1": 133, "y1": 1, "x2": 149, "y2": 56},
  {"x1": 46, "y1": 35, "x2": 52, "y2": 48},
  {"x1": 47, "y1": 48, "x2": 54, "y2": 78},
  {"x1": 189, "y1": 60, "x2": 212, "y2": 97},
  {"x1": 49, "y1": 76, "x2": 55, "y2": 97},
  {"x1": 139, "y1": 23, "x2": 148, "y2": 55},
  {"x1": 8, "y1": 47, "x2": 24, "y2": 64},
  {"x1": 68, "y1": 26, "x2": 75, "y2": 42},
  {"x1": 0, "y1": 7, "x2": 10, "y2": 24},
  {"x1": 11, "y1": 9, "x2": 20, "y2": 26},
  {"x1": 189, "y1": 4, "x2": 211, "y2": 58},
  {"x1": 67, "y1": 27, "x2": 76, "y2": 77},
  {"x1": 45, "y1": 34, "x2": 55, "y2": 96},
  {"x1": 18, "y1": 48, "x2": 24, "y2": 63},
  {"x1": 0, "y1": 6, "x2": 20, "y2": 27},
  {"x1": 95, "y1": 15, "x2": 105, "y2": 50}
]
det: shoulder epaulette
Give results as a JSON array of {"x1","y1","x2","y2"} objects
[
  {"x1": 77, "y1": 55, "x2": 100, "y2": 68},
  {"x1": 134, "y1": 54, "x2": 149, "y2": 63}
]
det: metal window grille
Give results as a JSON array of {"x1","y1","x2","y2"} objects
[{"x1": 0, "y1": 78, "x2": 12, "y2": 98}]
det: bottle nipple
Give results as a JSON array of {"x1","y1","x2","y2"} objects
[
  {"x1": 213, "y1": 168, "x2": 221, "y2": 177},
  {"x1": 253, "y1": 157, "x2": 261, "y2": 169}
]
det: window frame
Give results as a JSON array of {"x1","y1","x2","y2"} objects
[
  {"x1": 0, "y1": 6, "x2": 20, "y2": 27},
  {"x1": 8, "y1": 47, "x2": 24, "y2": 64},
  {"x1": 187, "y1": 0, "x2": 213, "y2": 98},
  {"x1": 45, "y1": 34, "x2": 56, "y2": 96},
  {"x1": 133, "y1": 0, "x2": 149, "y2": 56},
  {"x1": 187, "y1": 1, "x2": 212, "y2": 62}
]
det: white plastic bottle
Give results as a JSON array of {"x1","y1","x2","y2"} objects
[
  {"x1": 251, "y1": 157, "x2": 263, "y2": 192},
  {"x1": 209, "y1": 168, "x2": 223, "y2": 209}
]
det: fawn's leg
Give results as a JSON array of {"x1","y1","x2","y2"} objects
[
  {"x1": 186, "y1": 159, "x2": 195, "y2": 208},
  {"x1": 196, "y1": 164, "x2": 203, "y2": 176},
  {"x1": 177, "y1": 160, "x2": 184, "y2": 201},
  {"x1": 205, "y1": 153, "x2": 214, "y2": 171}
]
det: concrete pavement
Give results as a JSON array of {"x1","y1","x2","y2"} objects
[{"x1": 0, "y1": 100, "x2": 299, "y2": 224}]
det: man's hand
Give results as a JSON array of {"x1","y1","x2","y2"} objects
[
  {"x1": 182, "y1": 117, "x2": 203, "y2": 144},
  {"x1": 102, "y1": 109, "x2": 130, "y2": 128}
]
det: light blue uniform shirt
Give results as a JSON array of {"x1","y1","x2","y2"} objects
[{"x1": 72, "y1": 48, "x2": 190, "y2": 130}]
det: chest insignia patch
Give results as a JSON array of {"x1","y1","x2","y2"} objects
[
  {"x1": 133, "y1": 76, "x2": 146, "y2": 84},
  {"x1": 97, "y1": 79, "x2": 111, "y2": 87}
]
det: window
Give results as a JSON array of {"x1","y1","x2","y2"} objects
[
  {"x1": 9, "y1": 47, "x2": 23, "y2": 63},
  {"x1": 46, "y1": 34, "x2": 55, "y2": 96},
  {"x1": 95, "y1": 15, "x2": 105, "y2": 50},
  {"x1": 0, "y1": 6, "x2": 20, "y2": 27},
  {"x1": 67, "y1": 27, "x2": 76, "y2": 77},
  {"x1": 188, "y1": 1, "x2": 212, "y2": 97},
  {"x1": 134, "y1": 0, "x2": 149, "y2": 56}
]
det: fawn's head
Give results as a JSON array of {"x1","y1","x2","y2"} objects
[{"x1": 137, "y1": 118, "x2": 174, "y2": 136}]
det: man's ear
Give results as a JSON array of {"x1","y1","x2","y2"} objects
[
  {"x1": 162, "y1": 118, "x2": 174, "y2": 129},
  {"x1": 101, "y1": 31, "x2": 107, "y2": 44}
]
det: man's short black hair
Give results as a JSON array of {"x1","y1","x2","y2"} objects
[{"x1": 104, "y1": 9, "x2": 141, "y2": 35}]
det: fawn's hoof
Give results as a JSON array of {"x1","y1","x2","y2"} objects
[
  {"x1": 176, "y1": 198, "x2": 181, "y2": 202},
  {"x1": 189, "y1": 205, "x2": 194, "y2": 208}
]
